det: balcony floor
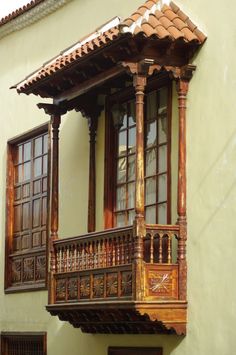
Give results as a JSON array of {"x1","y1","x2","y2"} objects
[{"x1": 46, "y1": 300, "x2": 187, "y2": 335}]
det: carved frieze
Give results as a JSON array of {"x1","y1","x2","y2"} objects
[
  {"x1": 121, "y1": 271, "x2": 132, "y2": 296},
  {"x1": 106, "y1": 273, "x2": 118, "y2": 297},
  {"x1": 68, "y1": 278, "x2": 78, "y2": 300},
  {"x1": 56, "y1": 278, "x2": 66, "y2": 301},
  {"x1": 80, "y1": 276, "x2": 90, "y2": 299},
  {"x1": 23, "y1": 257, "x2": 34, "y2": 281},
  {"x1": 93, "y1": 274, "x2": 104, "y2": 298}
]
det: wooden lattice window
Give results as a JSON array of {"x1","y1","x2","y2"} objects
[
  {"x1": 105, "y1": 83, "x2": 171, "y2": 228},
  {"x1": 5, "y1": 124, "x2": 49, "y2": 292},
  {"x1": 108, "y1": 347, "x2": 162, "y2": 355},
  {"x1": 0, "y1": 332, "x2": 46, "y2": 355}
]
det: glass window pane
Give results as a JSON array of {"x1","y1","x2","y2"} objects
[
  {"x1": 158, "y1": 115, "x2": 167, "y2": 144},
  {"x1": 146, "y1": 206, "x2": 156, "y2": 224},
  {"x1": 34, "y1": 137, "x2": 43, "y2": 157},
  {"x1": 43, "y1": 134, "x2": 48, "y2": 154},
  {"x1": 43, "y1": 155, "x2": 48, "y2": 174},
  {"x1": 22, "y1": 202, "x2": 30, "y2": 230},
  {"x1": 158, "y1": 203, "x2": 167, "y2": 224},
  {"x1": 146, "y1": 120, "x2": 156, "y2": 148},
  {"x1": 158, "y1": 174, "x2": 167, "y2": 202},
  {"x1": 128, "y1": 183, "x2": 135, "y2": 209},
  {"x1": 128, "y1": 155, "x2": 135, "y2": 181},
  {"x1": 117, "y1": 157, "x2": 126, "y2": 184},
  {"x1": 118, "y1": 130, "x2": 127, "y2": 156},
  {"x1": 116, "y1": 185, "x2": 126, "y2": 211},
  {"x1": 158, "y1": 87, "x2": 168, "y2": 110},
  {"x1": 23, "y1": 142, "x2": 31, "y2": 161},
  {"x1": 116, "y1": 213, "x2": 126, "y2": 227},
  {"x1": 23, "y1": 162, "x2": 31, "y2": 181},
  {"x1": 15, "y1": 164, "x2": 23, "y2": 183},
  {"x1": 158, "y1": 145, "x2": 167, "y2": 173},
  {"x1": 145, "y1": 177, "x2": 156, "y2": 205},
  {"x1": 128, "y1": 101, "x2": 136, "y2": 126},
  {"x1": 147, "y1": 91, "x2": 157, "y2": 120},
  {"x1": 146, "y1": 148, "x2": 156, "y2": 176},
  {"x1": 17, "y1": 145, "x2": 23, "y2": 164},
  {"x1": 128, "y1": 210, "x2": 135, "y2": 225},
  {"x1": 128, "y1": 127, "x2": 136, "y2": 153},
  {"x1": 34, "y1": 157, "x2": 42, "y2": 177}
]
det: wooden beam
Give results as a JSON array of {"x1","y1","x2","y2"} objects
[{"x1": 54, "y1": 66, "x2": 125, "y2": 104}]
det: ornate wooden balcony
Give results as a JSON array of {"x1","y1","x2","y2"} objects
[{"x1": 46, "y1": 224, "x2": 187, "y2": 335}]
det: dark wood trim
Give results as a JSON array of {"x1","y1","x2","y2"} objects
[
  {"x1": 54, "y1": 66, "x2": 125, "y2": 103},
  {"x1": 7, "y1": 122, "x2": 49, "y2": 144},
  {"x1": 5, "y1": 125, "x2": 49, "y2": 293},
  {"x1": 108, "y1": 347, "x2": 163, "y2": 355},
  {"x1": 104, "y1": 98, "x2": 116, "y2": 229},
  {"x1": 1, "y1": 332, "x2": 47, "y2": 355},
  {"x1": 87, "y1": 116, "x2": 98, "y2": 232}
]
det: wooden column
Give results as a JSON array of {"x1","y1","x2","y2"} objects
[
  {"x1": 87, "y1": 116, "x2": 98, "y2": 233},
  {"x1": 133, "y1": 73, "x2": 147, "y2": 301},
  {"x1": 176, "y1": 65, "x2": 195, "y2": 300},
  {"x1": 37, "y1": 103, "x2": 66, "y2": 304},
  {"x1": 75, "y1": 96, "x2": 103, "y2": 233}
]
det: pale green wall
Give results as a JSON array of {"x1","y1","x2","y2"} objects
[{"x1": 0, "y1": 0, "x2": 236, "y2": 355}]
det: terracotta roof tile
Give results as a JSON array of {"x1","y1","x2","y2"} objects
[
  {"x1": 0, "y1": 0, "x2": 45, "y2": 26},
  {"x1": 15, "y1": 0, "x2": 206, "y2": 94}
]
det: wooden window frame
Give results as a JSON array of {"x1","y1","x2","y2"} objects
[
  {"x1": 5, "y1": 123, "x2": 50, "y2": 293},
  {"x1": 0, "y1": 332, "x2": 47, "y2": 355},
  {"x1": 108, "y1": 347, "x2": 162, "y2": 355},
  {"x1": 104, "y1": 76, "x2": 172, "y2": 229}
]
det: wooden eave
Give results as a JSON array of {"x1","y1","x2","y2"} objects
[{"x1": 13, "y1": 34, "x2": 200, "y2": 101}]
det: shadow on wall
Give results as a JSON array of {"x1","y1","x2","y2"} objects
[{"x1": 48, "y1": 320, "x2": 184, "y2": 355}]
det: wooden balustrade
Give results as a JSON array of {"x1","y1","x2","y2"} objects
[
  {"x1": 54, "y1": 226, "x2": 133, "y2": 273},
  {"x1": 144, "y1": 224, "x2": 179, "y2": 265}
]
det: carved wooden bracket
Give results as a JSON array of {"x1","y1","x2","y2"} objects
[{"x1": 37, "y1": 102, "x2": 68, "y2": 117}]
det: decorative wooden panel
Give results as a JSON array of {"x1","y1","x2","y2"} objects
[
  {"x1": 0, "y1": 332, "x2": 46, "y2": 355},
  {"x1": 5, "y1": 125, "x2": 49, "y2": 292},
  {"x1": 146, "y1": 264, "x2": 178, "y2": 300}
]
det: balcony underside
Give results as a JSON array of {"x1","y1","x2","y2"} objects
[{"x1": 47, "y1": 300, "x2": 186, "y2": 335}]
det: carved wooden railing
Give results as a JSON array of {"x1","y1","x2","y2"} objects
[{"x1": 51, "y1": 224, "x2": 180, "y2": 303}]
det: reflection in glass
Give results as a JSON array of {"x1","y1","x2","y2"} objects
[
  {"x1": 145, "y1": 177, "x2": 156, "y2": 205},
  {"x1": 128, "y1": 127, "x2": 136, "y2": 153},
  {"x1": 145, "y1": 148, "x2": 156, "y2": 176},
  {"x1": 17, "y1": 145, "x2": 23, "y2": 164},
  {"x1": 116, "y1": 185, "x2": 126, "y2": 211},
  {"x1": 158, "y1": 145, "x2": 167, "y2": 173},
  {"x1": 23, "y1": 162, "x2": 31, "y2": 181},
  {"x1": 116, "y1": 213, "x2": 126, "y2": 227},
  {"x1": 146, "y1": 206, "x2": 156, "y2": 224},
  {"x1": 43, "y1": 155, "x2": 48, "y2": 174},
  {"x1": 158, "y1": 87, "x2": 168, "y2": 110},
  {"x1": 23, "y1": 142, "x2": 31, "y2": 162},
  {"x1": 158, "y1": 174, "x2": 167, "y2": 202},
  {"x1": 117, "y1": 157, "x2": 126, "y2": 183},
  {"x1": 43, "y1": 135, "x2": 48, "y2": 154},
  {"x1": 128, "y1": 183, "x2": 135, "y2": 209},
  {"x1": 128, "y1": 155, "x2": 135, "y2": 181},
  {"x1": 128, "y1": 210, "x2": 135, "y2": 225},
  {"x1": 146, "y1": 120, "x2": 156, "y2": 147},
  {"x1": 34, "y1": 137, "x2": 42, "y2": 157},
  {"x1": 128, "y1": 101, "x2": 136, "y2": 126},
  {"x1": 15, "y1": 164, "x2": 23, "y2": 183},
  {"x1": 147, "y1": 91, "x2": 157, "y2": 120},
  {"x1": 118, "y1": 130, "x2": 127, "y2": 156},
  {"x1": 158, "y1": 115, "x2": 167, "y2": 144},
  {"x1": 34, "y1": 157, "x2": 42, "y2": 177},
  {"x1": 158, "y1": 203, "x2": 167, "y2": 224}
]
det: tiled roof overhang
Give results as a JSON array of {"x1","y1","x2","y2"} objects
[{"x1": 12, "y1": 0, "x2": 206, "y2": 98}]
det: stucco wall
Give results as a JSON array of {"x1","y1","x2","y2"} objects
[{"x1": 0, "y1": 0, "x2": 235, "y2": 355}]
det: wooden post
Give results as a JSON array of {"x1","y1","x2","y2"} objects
[
  {"x1": 87, "y1": 116, "x2": 98, "y2": 233},
  {"x1": 176, "y1": 65, "x2": 195, "y2": 300},
  {"x1": 37, "y1": 103, "x2": 66, "y2": 304},
  {"x1": 133, "y1": 73, "x2": 147, "y2": 301},
  {"x1": 74, "y1": 95, "x2": 103, "y2": 233}
]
